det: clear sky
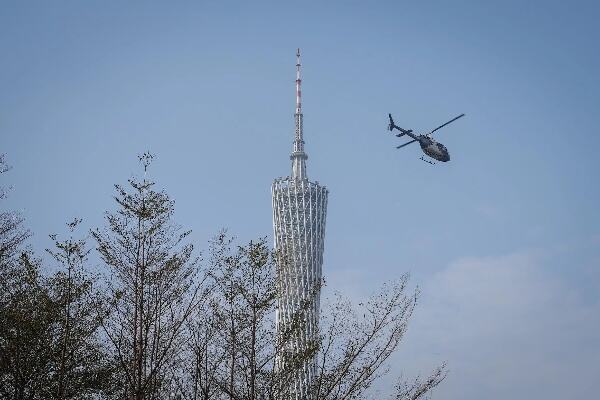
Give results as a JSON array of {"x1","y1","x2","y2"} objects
[{"x1": 1, "y1": 1, "x2": 599, "y2": 398}]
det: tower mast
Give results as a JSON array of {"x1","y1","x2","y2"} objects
[
  {"x1": 296, "y1": 47, "x2": 302, "y2": 114},
  {"x1": 291, "y1": 48, "x2": 308, "y2": 180}
]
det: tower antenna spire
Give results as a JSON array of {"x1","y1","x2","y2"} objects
[
  {"x1": 291, "y1": 48, "x2": 308, "y2": 180},
  {"x1": 296, "y1": 48, "x2": 302, "y2": 114}
]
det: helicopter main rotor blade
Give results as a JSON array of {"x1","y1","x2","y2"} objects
[
  {"x1": 396, "y1": 139, "x2": 418, "y2": 149},
  {"x1": 429, "y1": 113, "x2": 465, "y2": 135}
]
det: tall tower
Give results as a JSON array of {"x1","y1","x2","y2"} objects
[{"x1": 272, "y1": 49, "x2": 328, "y2": 399}]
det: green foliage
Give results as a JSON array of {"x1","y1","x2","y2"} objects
[
  {"x1": 0, "y1": 254, "x2": 56, "y2": 400},
  {"x1": 45, "y1": 219, "x2": 112, "y2": 400},
  {"x1": 0, "y1": 223, "x2": 111, "y2": 400}
]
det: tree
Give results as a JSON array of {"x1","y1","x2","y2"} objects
[
  {"x1": 177, "y1": 235, "x2": 440, "y2": 400},
  {"x1": 200, "y1": 235, "x2": 282, "y2": 400},
  {"x1": 0, "y1": 221, "x2": 111, "y2": 400},
  {"x1": 45, "y1": 219, "x2": 112, "y2": 399},
  {"x1": 0, "y1": 154, "x2": 30, "y2": 296},
  {"x1": 92, "y1": 154, "x2": 203, "y2": 400},
  {"x1": 0, "y1": 154, "x2": 52, "y2": 400},
  {"x1": 313, "y1": 276, "x2": 446, "y2": 400},
  {"x1": 176, "y1": 234, "x2": 308, "y2": 400},
  {"x1": 0, "y1": 253, "x2": 57, "y2": 400}
]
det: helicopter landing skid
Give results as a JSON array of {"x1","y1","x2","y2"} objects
[{"x1": 420, "y1": 156, "x2": 436, "y2": 165}]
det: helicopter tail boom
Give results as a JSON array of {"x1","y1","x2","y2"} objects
[{"x1": 388, "y1": 113, "x2": 413, "y2": 137}]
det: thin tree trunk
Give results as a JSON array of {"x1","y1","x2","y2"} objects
[{"x1": 57, "y1": 257, "x2": 72, "y2": 400}]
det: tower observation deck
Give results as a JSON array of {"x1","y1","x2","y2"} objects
[{"x1": 271, "y1": 49, "x2": 328, "y2": 400}]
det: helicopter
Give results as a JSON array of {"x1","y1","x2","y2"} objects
[{"x1": 388, "y1": 113, "x2": 465, "y2": 164}]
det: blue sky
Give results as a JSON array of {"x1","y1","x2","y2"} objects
[{"x1": 1, "y1": 1, "x2": 599, "y2": 398}]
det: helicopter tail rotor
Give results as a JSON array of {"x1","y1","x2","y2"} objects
[{"x1": 388, "y1": 114, "x2": 395, "y2": 132}]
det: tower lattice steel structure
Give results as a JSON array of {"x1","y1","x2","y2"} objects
[{"x1": 272, "y1": 49, "x2": 328, "y2": 400}]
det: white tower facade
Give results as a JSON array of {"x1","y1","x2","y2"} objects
[{"x1": 272, "y1": 49, "x2": 328, "y2": 399}]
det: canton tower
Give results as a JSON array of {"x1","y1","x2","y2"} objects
[{"x1": 272, "y1": 49, "x2": 328, "y2": 399}]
